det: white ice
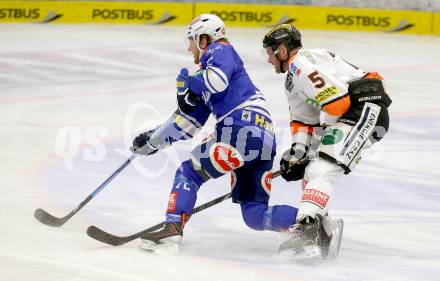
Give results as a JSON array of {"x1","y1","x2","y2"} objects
[{"x1": 1, "y1": 24, "x2": 440, "y2": 281}]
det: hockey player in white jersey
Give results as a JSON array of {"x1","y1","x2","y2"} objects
[{"x1": 262, "y1": 24, "x2": 392, "y2": 261}]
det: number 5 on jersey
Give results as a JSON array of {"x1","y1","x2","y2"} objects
[{"x1": 308, "y1": 71, "x2": 326, "y2": 89}]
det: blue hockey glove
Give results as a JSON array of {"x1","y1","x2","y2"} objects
[
  {"x1": 176, "y1": 68, "x2": 190, "y2": 93},
  {"x1": 176, "y1": 68, "x2": 200, "y2": 114}
]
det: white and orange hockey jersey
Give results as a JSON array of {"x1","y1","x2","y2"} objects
[{"x1": 283, "y1": 48, "x2": 383, "y2": 145}]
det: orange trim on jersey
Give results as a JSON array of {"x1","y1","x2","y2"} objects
[
  {"x1": 290, "y1": 121, "x2": 314, "y2": 135},
  {"x1": 323, "y1": 95, "x2": 351, "y2": 117},
  {"x1": 287, "y1": 51, "x2": 299, "y2": 66},
  {"x1": 364, "y1": 72, "x2": 384, "y2": 80}
]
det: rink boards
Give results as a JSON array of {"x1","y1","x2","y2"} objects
[{"x1": 0, "y1": 1, "x2": 439, "y2": 35}]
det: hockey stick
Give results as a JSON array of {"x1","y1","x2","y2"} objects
[
  {"x1": 86, "y1": 170, "x2": 282, "y2": 246},
  {"x1": 87, "y1": 192, "x2": 232, "y2": 246},
  {"x1": 34, "y1": 154, "x2": 137, "y2": 227}
]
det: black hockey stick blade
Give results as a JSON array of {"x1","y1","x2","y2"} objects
[
  {"x1": 87, "y1": 221, "x2": 165, "y2": 246},
  {"x1": 34, "y1": 155, "x2": 136, "y2": 228},
  {"x1": 87, "y1": 192, "x2": 233, "y2": 246},
  {"x1": 34, "y1": 208, "x2": 73, "y2": 227},
  {"x1": 34, "y1": 194, "x2": 93, "y2": 227}
]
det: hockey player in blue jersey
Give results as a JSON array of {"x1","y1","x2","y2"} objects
[{"x1": 131, "y1": 14, "x2": 299, "y2": 252}]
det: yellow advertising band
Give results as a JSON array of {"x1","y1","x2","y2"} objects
[
  {"x1": 0, "y1": 2, "x2": 193, "y2": 25},
  {"x1": 0, "y1": 1, "x2": 438, "y2": 35}
]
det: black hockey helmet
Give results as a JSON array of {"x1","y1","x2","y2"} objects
[{"x1": 263, "y1": 24, "x2": 302, "y2": 52}]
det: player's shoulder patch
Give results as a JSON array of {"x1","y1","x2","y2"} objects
[{"x1": 289, "y1": 62, "x2": 302, "y2": 76}]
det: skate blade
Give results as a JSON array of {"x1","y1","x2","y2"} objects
[
  {"x1": 327, "y1": 218, "x2": 344, "y2": 260},
  {"x1": 279, "y1": 245, "x2": 322, "y2": 263},
  {"x1": 139, "y1": 240, "x2": 180, "y2": 255}
]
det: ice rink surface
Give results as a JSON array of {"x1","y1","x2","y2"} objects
[{"x1": 1, "y1": 24, "x2": 440, "y2": 281}]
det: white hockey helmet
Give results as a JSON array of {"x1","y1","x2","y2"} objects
[{"x1": 186, "y1": 14, "x2": 227, "y2": 47}]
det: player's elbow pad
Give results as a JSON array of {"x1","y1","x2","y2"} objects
[{"x1": 203, "y1": 66, "x2": 229, "y2": 94}]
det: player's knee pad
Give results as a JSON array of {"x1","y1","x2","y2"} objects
[
  {"x1": 240, "y1": 202, "x2": 270, "y2": 231},
  {"x1": 318, "y1": 102, "x2": 385, "y2": 173}
]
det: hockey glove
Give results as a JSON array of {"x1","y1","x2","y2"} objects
[
  {"x1": 176, "y1": 68, "x2": 190, "y2": 93},
  {"x1": 131, "y1": 129, "x2": 158, "y2": 156},
  {"x1": 176, "y1": 68, "x2": 200, "y2": 114},
  {"x1": 279, "y1": 143, "x2": 310, "y2": 182}
]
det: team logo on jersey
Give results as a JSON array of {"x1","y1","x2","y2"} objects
[
  {"x1": 289, "y1": 63, "x2": 301, "y2": 76},
  {"x1": 301, "y1": 189, "x2": 329, "y2": 209},
  {"x1": 261, "y1": 171, "x2": 273, "y2": 195},
  {"x1": 241, "y1": 110, "x2": 251, "y2": 122},
  {"x1": 306, "y1": 98, "x2": 320, "y2": 108},
  {"x1": 231, "y1": 171, "x2": 237, "y2": 190},
  {"x1": 210, "y1": 143, "x2": 244, "y2": 174},
  {"x1": 322, "y1": 128, "x2": 344, "y2": 145},
  {"x1": 316, "y1": 86, "x2": 339, "y2": 104}
]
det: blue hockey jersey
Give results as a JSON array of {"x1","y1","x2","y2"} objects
[
  {"x1": 148, "y1": 42, "x2": 276, "y2": 154},
  {"x1": 188, "y1": 42, "x2": 269, "y2": 122}
]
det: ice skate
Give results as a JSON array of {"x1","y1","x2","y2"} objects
[
  {"x1": 279, "y1": 215, "x2": 343, "y2": 262},
  {"x1": 139, "y1": 222, "x2": 183, "y2": 254}
]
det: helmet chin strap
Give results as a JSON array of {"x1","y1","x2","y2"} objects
[
  {"x1": 195, "y1": 37, "x2": 210, "y2": 61},
  {"x1": 196, "y1": 38, "x2": 203, "y2": 52}
]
